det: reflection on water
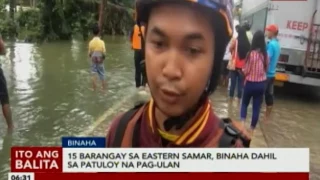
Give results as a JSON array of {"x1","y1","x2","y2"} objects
[
  {"x1": 13, "y1": 44, "x2": 37, "y2": 107},
  {"x1": 0, "y1": 36, "x2": 136, "y2": 179},
  {"x1": 0, "y1": 37, "x2": 319, "y2": 179}
]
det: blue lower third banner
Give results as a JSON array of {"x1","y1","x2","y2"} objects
[{"x1": 62, "y1": 137, "x2": 106, "y2": 148}]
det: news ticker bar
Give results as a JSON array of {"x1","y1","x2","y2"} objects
[
  {"x1": 10, "y1": 137, "x2": 310, "y2": 173},
  {"x1": 11, "y1": 147, "x2": 309, "y2": 173},
  {"x1": 61, "y1": 148, "x2": 309, "y2": 172},
  {"x1": 8, "y1": 172, "x2": 309, "y2": 180}
]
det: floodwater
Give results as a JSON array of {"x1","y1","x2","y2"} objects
[
  {"x1": 213, "y1": 85, "x2": 320, "y2": 180},
  {"x1": 0, "y1": 36, "x2": 319, "y2": 179}
]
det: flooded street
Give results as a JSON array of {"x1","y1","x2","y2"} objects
[
  {"x1": 213, "y1": 85, "x2": 320, "y2": 180},
  {"x1": 0, "y1": 37, "x2": 319, "y2": 179}
]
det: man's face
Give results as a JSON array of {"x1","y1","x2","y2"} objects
[
  {"x1": 266, "y1": 30, "x2": 274, "y2": 39},
  {"x1": 145, "y1": 3, "x2": 214, "y2": 117}
]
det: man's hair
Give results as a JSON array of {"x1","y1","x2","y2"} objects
[
  {"x1": 237, "y1": 26, "x2": 250, "y2": 59},
  {"x1": 243, "y1": 21, "x2": 251, "y2": 31},
  {"x1": 92, "y1": 24, "x2": 100, "y2": 36},
  {"x1": 235, "y1": 25, "x2": 240, "y2": 32}
]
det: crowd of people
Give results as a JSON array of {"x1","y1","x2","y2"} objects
[
  {"x1": 221, "y1": 22, "x2": 281, "y2": 137},
  {"x1": 0, "y1": 0, "x2": 282, "y2": 148}
]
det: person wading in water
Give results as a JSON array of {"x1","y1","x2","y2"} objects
[
  {"x1": 264, "y1": 24, "x2": 281, "y2": 122},
  {"x1": 240, "y1": 30, "x2": 269, "y2": 137},
  {"x1": 88, "y1": 24, "x2": 107, "y2": 92},
  {"x1": 130, "y1": 11, "x2": 146, "y2": 92},
  {"x1": 0, "y1": 36, "x2": 13, "y2": 132},
  {"x1": 228, "y1": 26, "x2": 250, "y2": 103},
  {"x1": 106, "y1": 0, "x2": 251, "y2": 147}
]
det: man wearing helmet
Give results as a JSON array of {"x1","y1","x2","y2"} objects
[{"x1": 106, "y1": 0, "x2": 250, "y2": 147}]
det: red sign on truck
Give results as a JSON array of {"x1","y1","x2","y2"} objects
[{"x1": 287, "y1": 20, "x2": 309, "y2": 31}]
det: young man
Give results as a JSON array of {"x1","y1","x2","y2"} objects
[
  {"x1": 264, "y1": 24, "x2": 281, "y2": 122},
  {"x1": 106, "y1": 0, "x2": 251, "y2": 147},
  {"x1": 130, "y1": 22, "x2": 146, "y2": 90},
  {"x1": 88, "y1": 24, "x2": 106, "y2": 91},
  {"x1": 0, "y1": 36, "x2": 13, "y2": 131}
]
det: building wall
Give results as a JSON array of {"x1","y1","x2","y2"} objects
[{"x1": 241, "y1": 0, "x2": 268, "y2": 18}]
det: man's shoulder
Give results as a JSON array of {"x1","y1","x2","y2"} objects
[
  {"x1": 269, "y1": 39, "x2": 280, "y2": 46},
  {"x1": 267, "y1": 40, "x2": 276, "y2": 50},
  {"x1": 99, "y1": 38, "x2": 105, "y2": 45},
  {"x1": 270, "y1": 40, "x2": 281, "y2": 53},
  {"x1": 88, "y1": 38, "x2": 95, "y2": 45}
]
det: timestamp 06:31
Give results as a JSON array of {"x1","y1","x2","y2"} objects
[{"x1": 8, "y1": 173, "x2": 34, "y2": 180}]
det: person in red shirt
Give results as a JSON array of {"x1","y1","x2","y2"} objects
[{"x1": 228, "y1": 26, "x2": 250, "y2": 102}]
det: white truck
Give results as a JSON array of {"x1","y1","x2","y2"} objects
[{"x1": 241, "y1": 0, "x2": 320, "y2": 87}]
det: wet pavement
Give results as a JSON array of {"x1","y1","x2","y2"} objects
[{"x1": 0, "y1": 37, "x2": 319, "y2": 179}]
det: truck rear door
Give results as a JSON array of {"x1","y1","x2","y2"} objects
[{"x1": 266, "y1": 0, "x2": 315, "y2": 51}]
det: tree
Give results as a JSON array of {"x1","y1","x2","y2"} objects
[
  {"x1": 98, "y1": 0, "x2": 105, "y2": 36},
  {"x1": 9, "y1": 0, "x2": 15, "y2": 20},
  {"x1": 9, "y1": 0, "x2": 16, "y2": 38}
]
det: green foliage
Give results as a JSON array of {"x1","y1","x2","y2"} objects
[
  {"x1": 1, "y1": 0, "x2": 135, "y2": 41},
  {"x1": 103, "y1": 4, "x2": 134, "y2": 35},
  {"x1": 109, "y1": 0, "x2": 134, "y2": 7},
  {"x1": 0, "y1": 0, "x2": 8, "y2": 36},
  {"x1": 16, "y1": 8, "x2": 43, "y2": 42}
]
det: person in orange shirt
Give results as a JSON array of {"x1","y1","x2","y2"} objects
[
  {"x1": 130, "y1": 22, "x2": 146, "y2": 90},
  {"x1": 228, "y1": 26, "x2": 250, "y2": 102}
]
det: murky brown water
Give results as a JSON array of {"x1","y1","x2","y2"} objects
[
  {"x1": 213, "y1": 85, "x2": 320, "y2": 180},
  {"x1": 0, "y1": 37, "x2": 319, "y2": 179}
]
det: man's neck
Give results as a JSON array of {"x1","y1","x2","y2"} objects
[{"x1": 269, "y1": 37, "x2": 277, "y2": 40}]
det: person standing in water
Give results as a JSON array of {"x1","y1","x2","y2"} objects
[
  {"x1": 240, "y1": 30, "x2": 269, "y2": 136},
  {"x1": 130, "y1": 17, "x2": 146, "y2": 90},
  {"x1": 106, "y1": 0, "x2": 251, "y2": 147},
  {"x1": 227, "y1": 24, "x2": 240, "y2": 91},
  {"x1": 221, "y1": 40, "x2": 231, "y2": 87},
  {"x1": 0, "y1": 36, "x2": 13, "y2": 131},
  {"x1": 88, "y1": 24, "x2": 107, "y2": 92},
  {"x1": 228, "y1": 26, "x2": 250, "y2": 103},
  {"x1": 264, "y1": 24, "x2": 281, "y2": 122}
]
